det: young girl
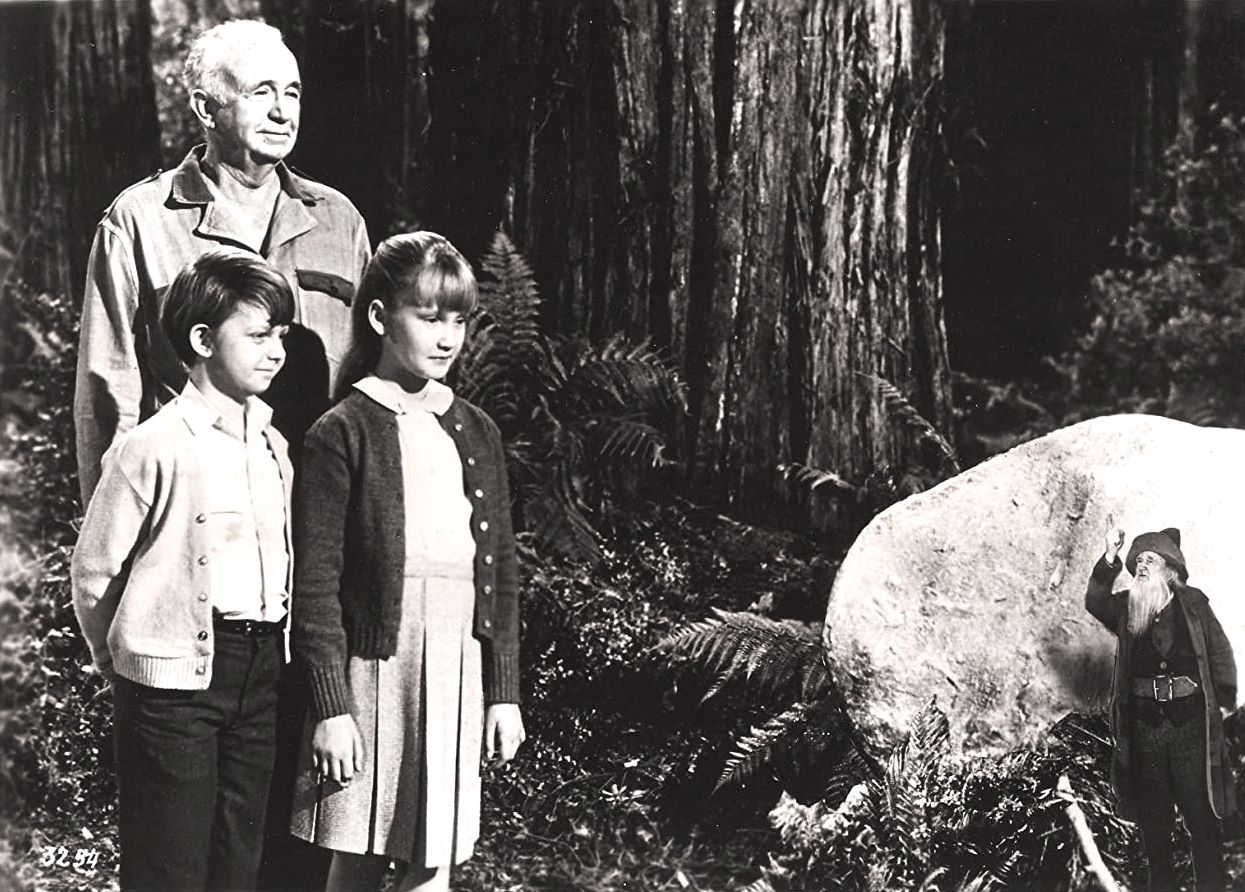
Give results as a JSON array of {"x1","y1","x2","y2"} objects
[{"x1": 289, "y1": 232, "x2": 525, "y2": 892}]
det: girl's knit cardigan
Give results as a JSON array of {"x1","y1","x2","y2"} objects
[{"x1": 291, "y1": 388, "x2": 521, "y2": 721}]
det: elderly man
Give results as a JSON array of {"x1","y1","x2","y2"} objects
[
  {"x1": 1086, "y1": 521, "x2": 1237, "y2": 892},
  {"x1": 74, "y1": 19, "x2": 369, "y2": 505}
]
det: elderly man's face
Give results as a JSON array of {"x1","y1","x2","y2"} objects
[
  {"x1": 1134, "y1": 551, "x2": 1169, "y2": 581},
  {"x1": 209, "y1": 42, "x2": 301, "y2": 165}
]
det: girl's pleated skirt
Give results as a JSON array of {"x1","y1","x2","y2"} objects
[{"x1": 290, "y1": 561, "x2": 482, "y2": 868}]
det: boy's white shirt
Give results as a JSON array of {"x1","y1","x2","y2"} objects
[
  {"x1": 71, "y1": 382, "x2": 294, "y2": 689},
  {"x1": 178, "y1": 382, "x2": 290, "y2": 622}
]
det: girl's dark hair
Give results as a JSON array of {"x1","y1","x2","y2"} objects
[
  {"x1": 334, "y1": 231, "x2": 479, "y2": 400},
  {"x1": 161, "y1": 249, "x2": 294, "y2": 366}
]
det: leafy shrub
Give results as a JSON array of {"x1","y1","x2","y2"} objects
[
  {"x1": 462, "y1": 503, "x2": 816, "y2": 891},
  {"x1": 453, "y1": 233, "x2": 686, "y2": 561},
  {"x1": 1053, "y1": 113, "x2": 1245, "y2": 428},
  {"x1": 755, "y1": 704, "x2": 1137, "y2": 892},
  {"x1": 1, "y1": 282, "x2": 118, "y2": 889}
]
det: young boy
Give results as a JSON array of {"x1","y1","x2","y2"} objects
[{"x1": 72, "y1": 250, "x2": 295, "y2": 892}]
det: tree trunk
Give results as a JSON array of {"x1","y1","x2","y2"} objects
[
  {"x1": 427, "y1": 0, "x2": 952, "y2": 536},
  {"x1": 0, "y1": 0, "x2": 160, "y2": 299},
  {"x1": 282, "y1": 0, "x2": 434, "y2": 242}
]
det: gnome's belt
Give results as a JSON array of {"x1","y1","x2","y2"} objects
[{"x1": 1130, "y1": 675, "x2": 1200, "y2": 701}]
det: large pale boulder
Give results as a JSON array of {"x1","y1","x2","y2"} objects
[{"x1": 825, "y1": 414, "x2": 1245, "y2": 752}]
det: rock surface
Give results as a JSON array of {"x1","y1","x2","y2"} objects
[{"x1": 824, "y1": 414, "x2": 1245, "y2": 752}]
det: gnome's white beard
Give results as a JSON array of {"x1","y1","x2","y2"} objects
[{"x1": 1128, "y1": 571, "x2": 1175, "y2": 636}]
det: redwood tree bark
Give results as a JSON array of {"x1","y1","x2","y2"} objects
[
  {"x1": 283, "y1": 0, "x2": 434, "y2": 242},
  {"x1": 427, "y1": 0, "x2": 953, "y2": 534},
  {"x1": 0, "y1": 0, "x2": 160, "y2": 299}
]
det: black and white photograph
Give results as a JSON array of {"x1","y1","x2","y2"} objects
[{"x1": 2, "y1": 1, "x2": 1244, "y2": 890}]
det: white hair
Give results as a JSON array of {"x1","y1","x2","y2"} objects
[{"x1": 183, "y1": 20, "x2": 288, "y2": 103}]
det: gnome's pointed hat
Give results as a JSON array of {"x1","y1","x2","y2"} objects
[{"x1": 1125, "y1": 527, "x2": 1187, "y2": 582}]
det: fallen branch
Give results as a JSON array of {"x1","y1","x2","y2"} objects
[{"x1": 1055, "y1": 774, "x2": 1125, "y2": 892}]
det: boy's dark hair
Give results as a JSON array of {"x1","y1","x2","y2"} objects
[{"x1": 161, "y1": 250, "x2": 295, "y2": 367}]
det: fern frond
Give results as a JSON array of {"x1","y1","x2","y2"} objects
[
  {"x1": 738, "y1": 880, "x2": 775, "y2": 892},
  {"x1": 653, "y1": 610, "x2": 832, "y2": 703},
  {"x1": 778, "y1": 461, "x2": 859, "y2": 495},
  {"x1": 476, "y1": 231, "x2": 543, "y2": 349},
  {"x1": 600, "y1": 418, "x2": 674, "y2": 467},
  {"x1": 716, "y1": 702, "x2": 811, "y2": 792},
  {"x1": 861, "y1": 373, "x2": 960, "y2": 472},
  {"x1": 906, "y1": 696, "x2": 951, "y2": 788}
]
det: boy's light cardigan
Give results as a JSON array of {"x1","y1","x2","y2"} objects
[{"x1": 71, "y1": 386, "x2": 293, "y2": 689}]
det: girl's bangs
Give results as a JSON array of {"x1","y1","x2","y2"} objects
[{"x1": 401, "y1": 263, "x2": 479, "y2": 314}]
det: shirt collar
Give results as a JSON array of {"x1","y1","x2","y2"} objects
[
  {"x1": 178, "y1": 380, "x2": 274, "y2": 438},
  {"x1": 168, "y1": 145, "x2": 320, "y2": 207},
  {"x1": 353, "y1": 376, "x2": 455, "y2": 416}
]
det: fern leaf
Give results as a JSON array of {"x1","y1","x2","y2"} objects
[
  {"x1": 716, "y1": 702, "x2": 811, "y2": 792},
  {"x1": 738, "y1": 880, "x2": 776, "y2": 892},
  {"x1": 652, "y1": 610, "x2": 833, "y2": 704},
  {"x1": 600, "y1": 418, "x2": 673, "y2": 467},
  {"x1": 861, "y1": 373, "x2": 960, "y2": 472},
  {"x1": 777, "y1": 461, "x2": 859, "y2": 495}
]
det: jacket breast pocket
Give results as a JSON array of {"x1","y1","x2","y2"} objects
[
  {"x1": 294, "y1": 269, "x2": 356, "y2": 376},
  {"x1": 296, "y1": 269, "x2": 355, "y2": 306}
]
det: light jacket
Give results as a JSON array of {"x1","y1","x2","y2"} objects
[
  {"x1": 291, "y1": 387, "x2": 521, "y2": 721},
  {"x1": 71, "y1": 386, "x2": 294, "y2": 690},
  {"x1": 1085, "y1": 555, "x2": 1238, "y2": 820},
  {"x1": 73, "y1": 145, "x2": 369, "y2": 504}
]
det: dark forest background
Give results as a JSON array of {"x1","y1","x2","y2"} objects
[{"x1": 3, "y1": 1, "x2": 1245, "y2": 890}]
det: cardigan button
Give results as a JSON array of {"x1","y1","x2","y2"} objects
[
  {"x1": 196, "y1": 513, "x2": 207, "y2": 523},
  {"x1": 197, "y1": 555, "x2": 209, "y2": 566},
  {"x1": 466, "y1": 457, "x2": 476, "y2": 466},
  {"x1": 478, "y1": 521, "x2": 489, "y2": 532},
  {"x1": 483, "y1": 555, "x2": 494, "y2": 566},
  {"x1": 483, "y1": 584, "x2": 493, "y2": 594},
  {"x1": 455, "y1": 423, "x2": 463, "y2": 432},
  {"x1": 482, "y1": 619, "x2": 493, "y2": 630},
  {"x1": 197, "y1": 630, "x2": 208, "y2": 641},
  {"x1": 1160, "y1": 660, "x2": 1168, "y2": 670},
  {"x1": 474, "y1": 489, "x2": 484, "y2": 498},
  {"x1": 198, "y1": 592, "x2": 209, "y2": 602}
]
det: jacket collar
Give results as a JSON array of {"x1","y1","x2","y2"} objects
[
  {"x1": 168, "y1": 146, "x2": 321, "y2": 252},
  {"x1": 169, "y1": 145, "x2": 320, "y2": 206}
]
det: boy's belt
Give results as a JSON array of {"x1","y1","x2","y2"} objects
[
  {"x1": 213, "y1": 615, "x2": 286, "y2": 638},
  {"x1": 1130, "y1": 674, "x2": 1199, "y2": 701}
]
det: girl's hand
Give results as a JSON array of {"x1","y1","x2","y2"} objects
[
  {"x1": 484, "y1": 703, "x2": 526, "y2": 766},
  {"x1": 312, "y1": 714, "x2": 365, "y2": 784}
]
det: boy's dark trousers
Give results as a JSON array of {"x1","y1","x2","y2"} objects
[{"x1": 113, "y1": 629, "x2": 281, "y2": 892}]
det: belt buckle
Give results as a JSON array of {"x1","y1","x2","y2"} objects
[{"x1": 1153, "y1": 676, "x2": 1174, "y2": 702}]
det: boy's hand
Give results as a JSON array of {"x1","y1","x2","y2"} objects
[
  {"x1": 312, "y1": 714, "x2": 365, "y2": 784},
  {"x1": 485, "y1": 703, "x2": 526, "y2": 766}
]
